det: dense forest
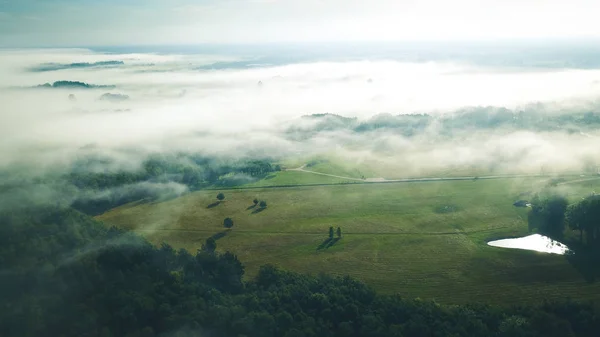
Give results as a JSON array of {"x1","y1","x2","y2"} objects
[
  {"x1": 2, "y1": 205, "x2": 599, "y2": 337},
  {"x1": 288, "y1": 109, "x2": 600, "y2": 140}
]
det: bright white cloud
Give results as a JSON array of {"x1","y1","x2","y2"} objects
[{"x1": 1, "y1": 48, "x2": 600, "y2": 178}]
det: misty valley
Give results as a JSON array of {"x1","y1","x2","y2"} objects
[{"x1": 3, "y1": 45, "x2": 600, "y2": 337}]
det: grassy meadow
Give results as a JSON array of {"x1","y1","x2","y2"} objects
[
  {"x1": 98, "y1": 173, "x2": 600, "y2": 304},
  {"x1": 240, "y1": 170, "x2": 358, "y2": 187}
]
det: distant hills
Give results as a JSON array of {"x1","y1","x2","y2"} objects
[
  {"x1": 29, "y1": 60, "x2": 124, "y2": 72},
  {"x1": 33, "y1": 81, "x2": 116, "y2": 89},
  {"x1": 290, "y1": 109, "x2": 600, "y2": 138}
]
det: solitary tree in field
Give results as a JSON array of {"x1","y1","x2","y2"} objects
[
  {"x1": 253, "y1": 198, "x2": 259, "y2": 206},
  {"x1": 329, "y1": 226, "x2": 334, "y2": 240},
  {"x1": 217, "y1": 193, "x2": 225, "y2": 201},
  {"x1": 259, "y1": 200, "x2": 267, "y2": 208},
  {"x1": 337, "y1": 227, "x2": 342, "y2": 239},
  {"x1": 224, "y1": 217, "x2": 234, "y2": 228}
]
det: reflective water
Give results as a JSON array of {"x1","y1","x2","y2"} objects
[{"x1": 487, "y1": 234, "x2": 570, "y2": 255}]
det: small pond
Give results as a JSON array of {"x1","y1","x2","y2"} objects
[{"x1": 487, "y1": 234, "x2": 570, "y2": 255}]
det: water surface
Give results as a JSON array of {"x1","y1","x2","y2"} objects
[{"x1": 488, "y1": 234, "x2": 569, "y2": 255}]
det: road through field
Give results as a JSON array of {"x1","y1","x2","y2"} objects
[{"x1": 286, "y1": 164, "x2": 593, "y2": 186}]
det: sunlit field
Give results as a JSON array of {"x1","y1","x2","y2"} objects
[{"x1": 99, "y1": 173, "x2": 600, "y2": 304}]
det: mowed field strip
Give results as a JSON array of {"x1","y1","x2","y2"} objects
[{"x1": 98, "y1": 173, "x2": 600, "y2": 304}]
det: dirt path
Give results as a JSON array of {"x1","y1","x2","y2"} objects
[
  {"x1": 286, "y1": 164, "x2": 574, "y2": 184},
  {"x1": 287, "y1": 165, "x2": 365, "y2": 181}
]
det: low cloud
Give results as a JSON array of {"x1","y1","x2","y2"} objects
[{"x1": 1, "y1": 48, "x2": 600, "y2": 184}]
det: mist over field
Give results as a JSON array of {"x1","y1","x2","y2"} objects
[
  {"x1": 1, "y1": 44, "x2": 600, "y2": 182},
  {"x1": 6, "y1": 0, "x2": 600, "y2": 333}
]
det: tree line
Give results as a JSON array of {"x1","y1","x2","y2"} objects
[
  {"x1": 66, "y1": 155, "x2": 280, "y2": 215},
  {"x1": 2, "y1": 205, "x2": 599, "y2": 337},
  {"x1": 528, "y1": 193, "x2": 600, "y2": 252}
]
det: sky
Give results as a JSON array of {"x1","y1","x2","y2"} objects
[{"x1": 1, "y1": 0, "x2": 600, "y2": 46}]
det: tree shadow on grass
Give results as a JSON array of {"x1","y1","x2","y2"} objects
[
  {"x1": 246, "y1": 204, "x2": 257, "y2": 210},
  {"x1": 564, "y1": 241, "x2": 600, "y2": 283},
  {"x1": 566, "y1": 254, "x2": 600, "y2": 283},
  {"x1": 317, "y1": 238, "x2": 340, "y2": 250},
  {"x1": 251, "y1": 207, "x2": 266, "y2": 214},
  {"x1": 207, "y1": 201, "x2": 221, "y2": 209}
]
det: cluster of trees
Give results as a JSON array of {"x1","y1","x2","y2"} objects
[
  {"x1": 290, "y1": 109, "x2": 600, "y2": 140},
  {"x1": 528, "y1": 194, "x2": 569, "y2": 239},
  {"x1": 566, "y1": 195, "x2": 600, "y2": 248},
  {"x1": 99, "y1": 93, "x2": 130, "y2": 102},
  {"x1": 254, "y1": 198, "x2": 268, "y2": 209},
  {"x1": 528, "y1": 193, "x2": 600, "y2": 251},
  {"x1": 34, "y1": 80, "x2": 116, "y2": 89},
  {"x1": 30, "y1": 60, "x2": 125, "y2": 72},
  {"x1": 214, "y1": 194, "x2": 269, "y2": 230},
  {"x1": 238, "y1": 160, "x2": 281, "y2": 177},
  {"x1": 2, "y1": 206, "x2": 600, "y2": 337},
  {"x1": 329, "y1": 226, "x2": 342, "y2": 239},
  {"x1": 65, "y1": 155, "x2": 280, "y2": 215}
]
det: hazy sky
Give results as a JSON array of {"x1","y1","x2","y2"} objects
[{"x1": 1, "y1": 0, "x2": 600, "y2": 46}]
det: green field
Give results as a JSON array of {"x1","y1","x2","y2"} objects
[
  {"x1": 281, "y1": 154, "x2": 559, "y2": 180},
  {"x1": 98, "y1": 174, "x2": 600, "y2": 305}
]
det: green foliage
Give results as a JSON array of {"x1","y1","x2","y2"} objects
[
  {"x1": 337, "y1": 227, "x2": 342, "y2": 238},
  {"x1": 253, "y1": 198, "x2": 259, "y2": 205},
  {"x1": 3, "y1": 206, "x2": 600, "y2": 337},
  {"x1": 566, "y1": 195, "x2": 600, "y2": 246},
  {"x1": 203, "y1": 237, "x2": 217, "y2": 252},
  {"x1": 290, "y1": 109, "x2": 600, "y2": 141},
  {"x1": 100, "y1": 177, "x2": 600, "y2": 303},
  {"x1": 62, "y1": 154, "x2": 280, "y2": 215},
  {"x1": 217, "y1": 192, "x2": 225, "y2": 201},
  {"x1": 224, "y1": 217, "x2": 234, "y2": 228},
  {"x1": 528, "y1": 194, "x2": 569, "y2": 239},
  {"x1": 259, "y1": 200, "x2": 267, "y2": 208}
]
